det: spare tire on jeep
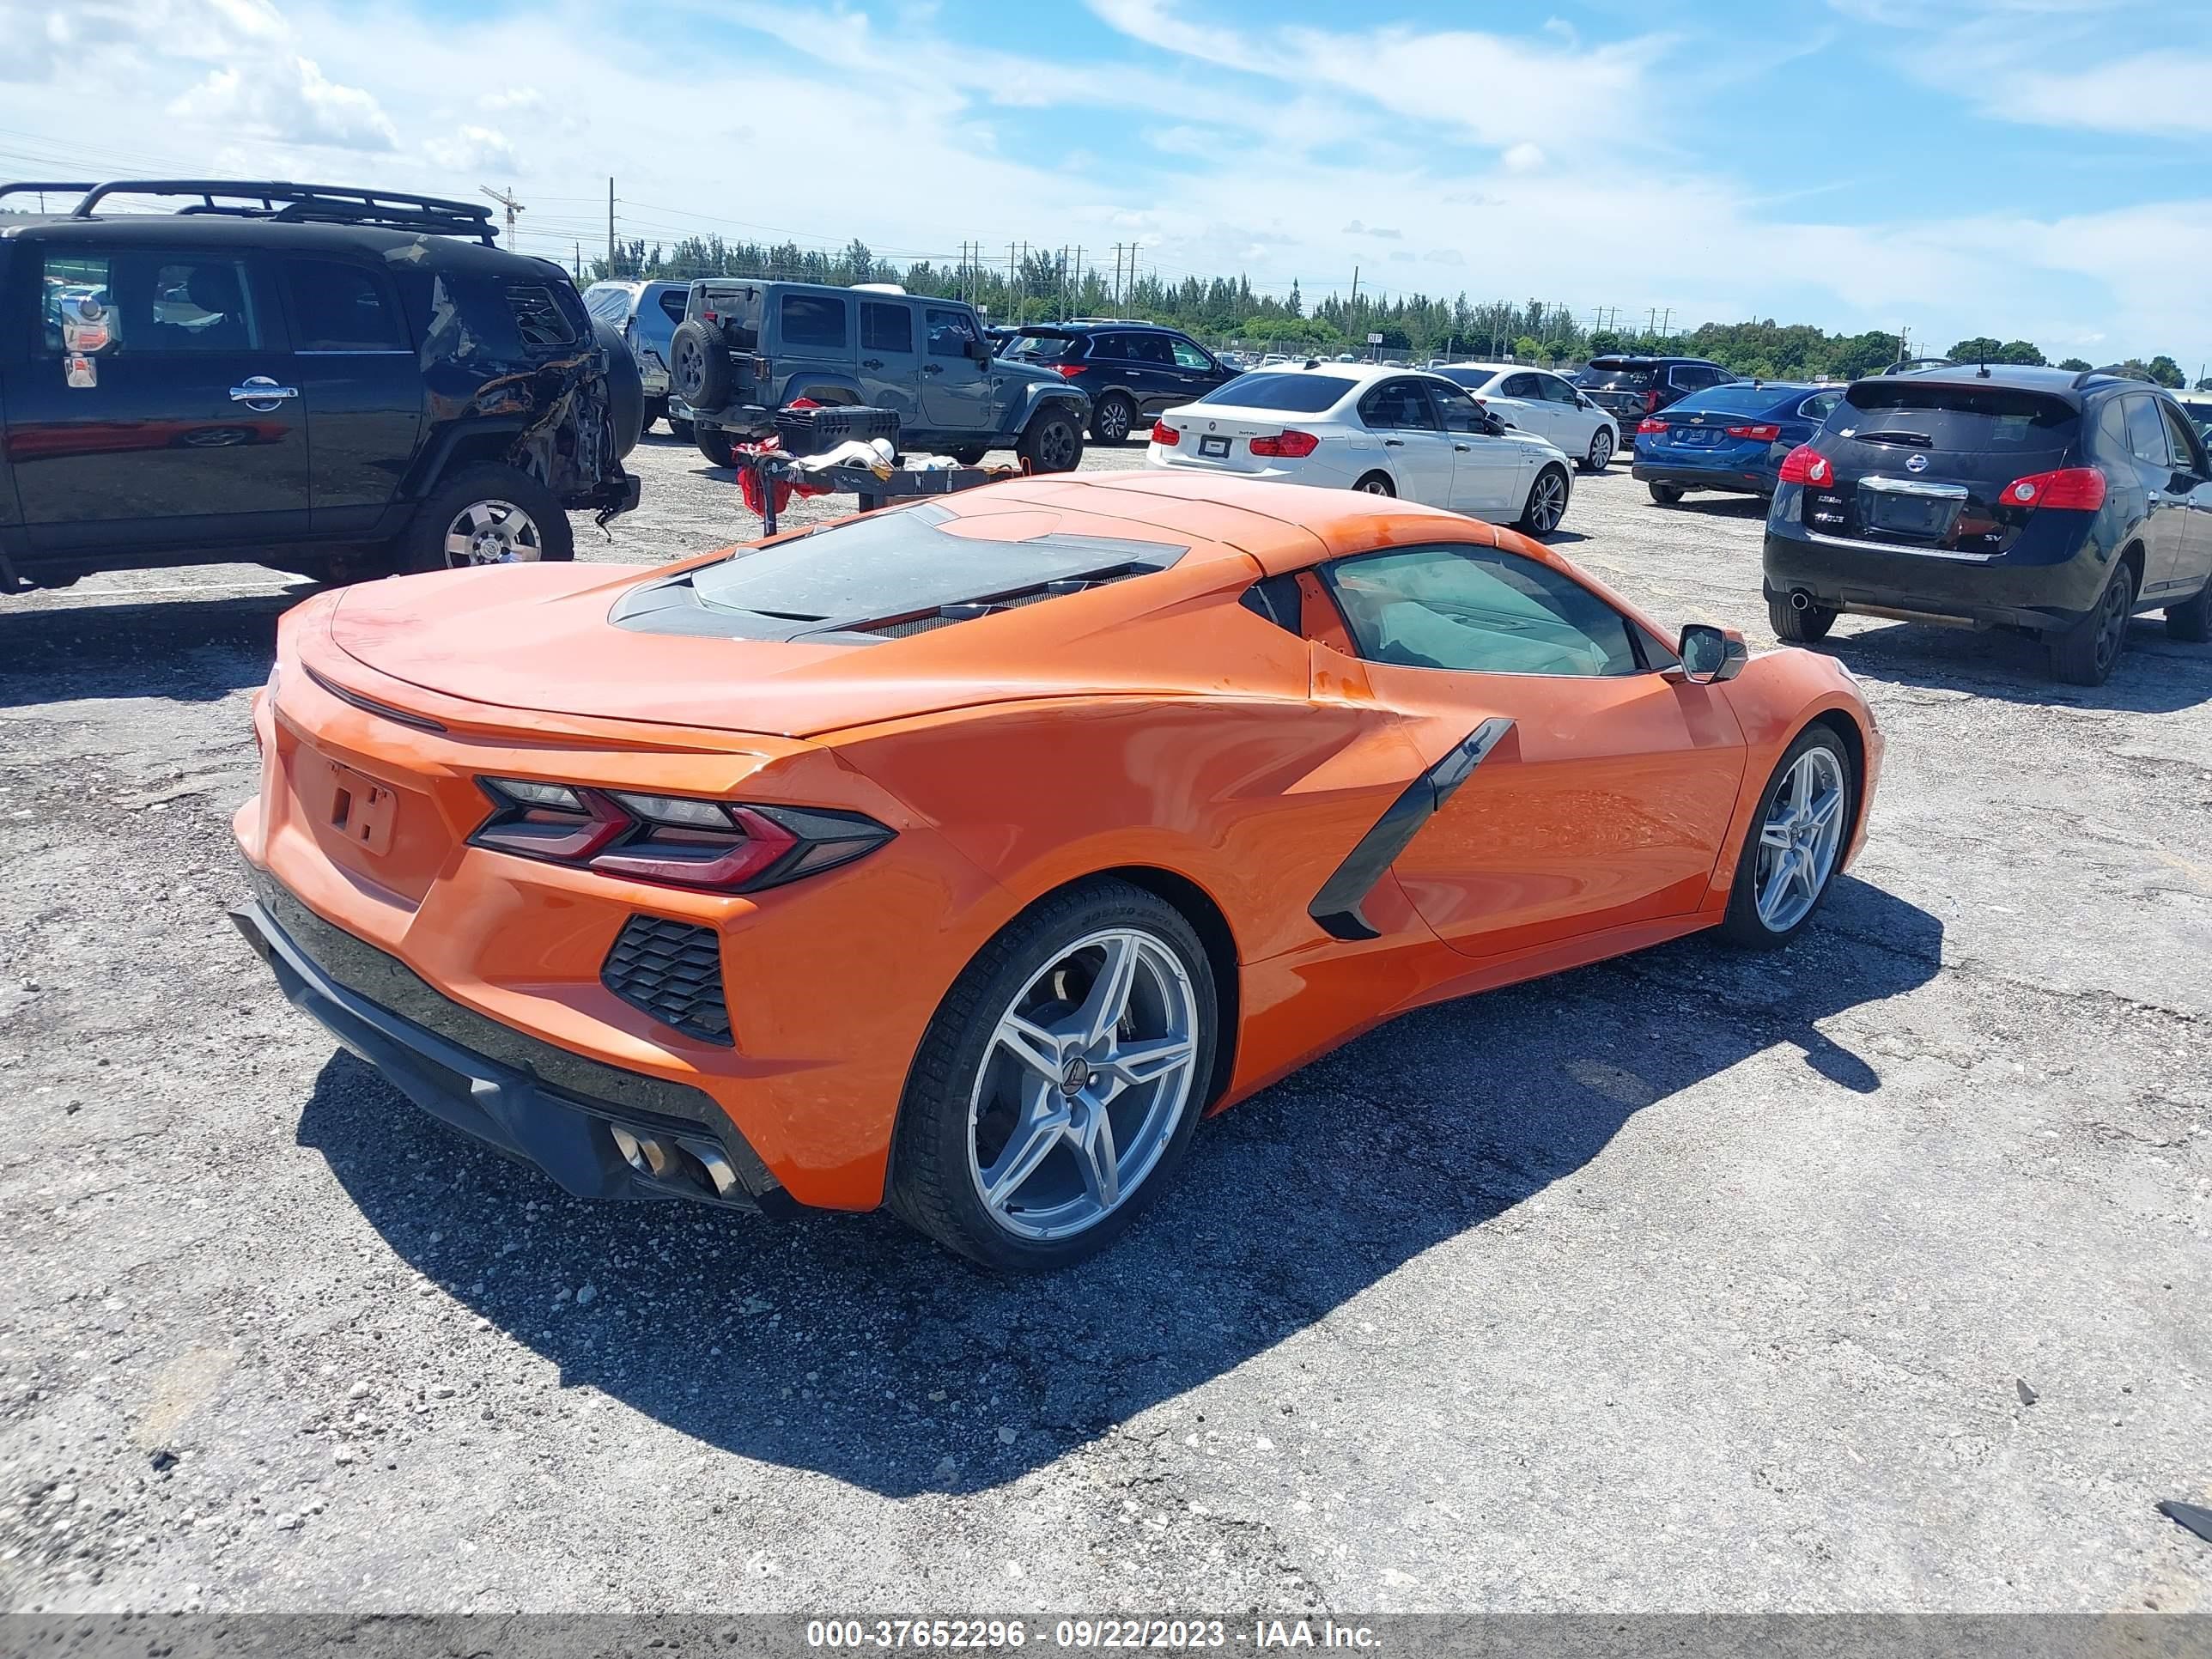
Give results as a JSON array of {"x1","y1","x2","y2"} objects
[{"x1": 670, "y1": 319, "x2": 731, "y2": 413}]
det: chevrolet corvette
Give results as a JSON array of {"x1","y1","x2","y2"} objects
[{"x1": 232, "y1": 472, "x2": 1881, "y2": 1269}]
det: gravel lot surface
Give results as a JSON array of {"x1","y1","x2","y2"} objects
[{"x1": 1, "y1": 430, "x2": 2208, "y2": 1615}]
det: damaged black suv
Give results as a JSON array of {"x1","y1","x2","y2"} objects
[{"x1": 0, "y1": 180, "x2": 642, "y2": 593}]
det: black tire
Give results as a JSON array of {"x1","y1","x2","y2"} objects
[
  {"x1": 1353, "y1": 471, "x2": 1395, "y2": 496},
  {"x1": 2165, "y1": 582, "x2": 2212, "y2": 643},
  {"x1": 1582, "y1": 428, "x2": 1615, "y2": 473},
  {"x1": 667, "y1": 415, "x2": 695, "y2": 443},
  {"x1": 1516, "y1": 465, "x2": 1570, "y2": 536},
  {"x1": 593, "y1": 321, "x2": 644, "y2": 459},
  {"x1": 887, "y1": 878, "x2": 1216, "y2": 1272},
  {"x1": 951, "y1": 444, "x2": 988, "y2": 466},
  {"x1": 696, "y1": 428, "x2": 738, "y2": 469},
  {"x1": 1648, "y1": 482, "x2": 1685, "y2": 505},
  {"x1": 1090, "y1": 392, "x2": 1137, "y2": 446},
  {"x1": 395, "y1": 464, "x2": 573, "y2": 575},
  {"x1": 1017, "y1": 407, "x2": 1084, "y2": 473},
  {"x1": 1717, "y1": 724, "x2": 1856, "y2": 950},
  {"x1": 2048, "y1": 559, "x2": 2136, "y2": 685},
  {"x1": 1768, "y1": 591, "x2": 1838, "y2": 643},
  {"x1": 644, "y1": 396, "x2": 669, "y2": 433},
  {"x1": 669, "y1": 319, "x2": 731, "y2": 414}
]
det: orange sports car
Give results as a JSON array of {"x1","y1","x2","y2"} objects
[{"x1": 232, "y1": 472, "x2": 1881, "y2": 1269}]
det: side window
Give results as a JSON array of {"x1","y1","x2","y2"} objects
[
  {"x1": 2096, "y1": 398, "x2": 2132, "y2": 459},
  {"x1": 656, "y1": 289, "x2": 688, "y2": 325},
  {"x1": 1500, "y1": 373, "x2": 1541, "y2": 398},
  {"x1": 1358, "y1": 379, "x2": 1439, "y2": 430},
  {"x1": 1674, "y1": 365, "x2": 1722, "y2": 391},
  {"x1": 40, "y1": 250, "x2": 261, "y2": 355},
  {"x1": 1089, "y1": 332, "x2": 1132, "y2": 361},
  {"x1": 1799, "y1": 392, "x2": 1842, "y2": 423},
  {"x1": 860, "y1": 301, "x2": 912, "y2": 354},
  {"x1": 1170, "y1": 337, "x2": 1213, "y2": 372},
  {"x1": 2123, "y1": 396, "x2": 2171, "y2": 468},
  {"x1": 1324, "y1": 544, "x2": 1643, "y2": 678},
  {"x1": 2159, "y1": 402, "x2": 2206, "y2": 473},
  {"x1": 283, "y1": 259, "x2": 405, "y2": 351},
  {"x1": 779, "y1": 293, "x2": 848, "y2": 349},
  {"x1": 1537, "y1": 374, "x2": 1579, "y2": 404},
  {"x1": 925, "y1": 307, "x2": 978, "y2": 357},
  {"x1": 1432, "y1": 385, "x2": 1489, "y2": 434},
  {"x1": 1126, "y1": 333, "x2": 1174, "y2": 367}
]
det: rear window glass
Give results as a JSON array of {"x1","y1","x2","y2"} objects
[
  {"x1": 1431, "y1": 368, "x2": 1499, "y2": 390},
  {"x1": 1006, "y1": 333, "x2": 1079, "y2": 362},
  {"x1": 582, "y1": 285, "x2": 633, "y2": 322},
  {"x1": 1843, "y1": 381, "x2": 2077, "y2": 447},
  {"x1": 1576, "y1": 365, "x2": 1656, "y2": 390},
  {"x1": 1200, "y1": 372, "x2": 1358, "y2": 413},
  {"x1": 1674, "y1": 386, "x2": 1802, "y2": 416}
]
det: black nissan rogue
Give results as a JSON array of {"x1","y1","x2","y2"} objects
[{"x1": 1762, "y1": 365, "x2": 2212, "y2": 685}]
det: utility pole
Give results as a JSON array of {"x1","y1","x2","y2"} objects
[
  {"x1": 1009, "y1": 242, "x2": 1017, "y2": 319},
  {"x1": 1659, "y1": 307, "x2": 1673, "y2": 339},
  {"x1": 479, "y1": 185, "x2": 523, "y2": 247},
  {"x1": 572, "y1": 240, "x2": 581, "y2": 282},
  {"x1": 1073, "y1": 245, "x2": 1083, "y2": 317},
  {"x1": 606, "y1": 177, "x2": 616, "y2": 271}
]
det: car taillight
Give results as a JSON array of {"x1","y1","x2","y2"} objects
[
  {"x1": 471, "y1": 779, "x2": 893, "y2": 894},
  {"x1": 1778, "y1": 444, "x2": 1832, "y2": 486},
  {"x1": 1726, "y1": 422, "x2": 1781, "y2": 441},
  {"x1": 1053, "y1": 363, "x2": 1088, "y2": 379},
  {"x1": 1249, "y1": 428, "x2": 1320, "y2": 459},
  {"x1": 1150, "y1": 420, "x2": 1179, "y2": 446},
  {"x1": 1637, "y1": 417, "x2": 1668, "y2": 434},
  {"x1": 1999, "y1": 466, "x2": 2106, "y2": 511}
]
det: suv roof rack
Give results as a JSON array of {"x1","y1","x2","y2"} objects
[
  {"x1": 2072, "y1": 363, "x2": 2155, "y2": 389},
  {"x1": 56, "y1": 180, "x2": 498, "y2": 245},
  {"x1": 0, "y1": 181, "x2": 98, "y2": 205}
]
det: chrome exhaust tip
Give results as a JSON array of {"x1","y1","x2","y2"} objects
[
  {"x1": 610, "y1": 1123, "x2": 744, "y2": 1201},
  {"x1": 1790, "y1": 588, "x2": 1814, "y2": 611}
]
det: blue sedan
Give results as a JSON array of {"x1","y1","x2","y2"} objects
[{"x1": 1632, "y1": 381, "x2": 1843, "y2": 506}]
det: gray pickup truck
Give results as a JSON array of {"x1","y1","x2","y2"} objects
[{"x1": 666, "y1": 280, "x2": 1089, "y2": 472}]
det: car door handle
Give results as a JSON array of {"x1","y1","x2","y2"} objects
[
  {"x1": 860, "y1": 358, "x2": 883, "y2": 369},
  {"x1": 1454, "y1": 443, "x2": 1471, "y2": 452},
  {"x1": 921, "y1": 363, "x2": 943, "y2": 375},
  {"x1": 230, "y1": 378, "x2": 298, "y2": 404},
  {"x1": 1382, "y1": 437, "x2": 1404, "y2": 447}
]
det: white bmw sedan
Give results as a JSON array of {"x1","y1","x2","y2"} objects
[
  {"x1": 1146, "y1": 362, "x2": 1577, "y2": 535},
  {"x1": 1429, "y1": 363, "x2": 1621, "y2": 472}
]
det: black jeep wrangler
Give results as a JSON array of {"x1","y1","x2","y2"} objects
[
  {"x1": 0, "y1": 180, "x2": 642, "y2": 593},
  {"x1": 666, "y1": 280, "x2": 1087, "y2": 473}
]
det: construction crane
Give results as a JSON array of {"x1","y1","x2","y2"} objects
[{"x1": 479, "y1": 185, "x2": 523, "y2": 246}]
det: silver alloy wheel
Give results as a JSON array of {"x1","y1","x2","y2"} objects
[
  {"x1": 967, "y1": 927, "x2": 1200, "y2": 1242},
  {"x1": 1588, "y1": 428, "x2": 1613, "y2": 470},
  {"x1": 1097, "y1": 398, "x2": 1132, "y2": 441},
  {"x1": 1358, "y1": 476, "x2": 1393, "y2": 495},
  {"x1": 443, "y1": 499, "x2": 544, "y2": 568},
  {"x1": 1527, "y1": 469, "x2": 1567, "y2": 533},
  {"x1": 1753, "y1": 744, "x2": 1846, "y2": 933}
]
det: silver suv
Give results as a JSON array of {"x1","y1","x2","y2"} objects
[{"x1": 582, "y1": 279, "x2": 690, "y2": 434}]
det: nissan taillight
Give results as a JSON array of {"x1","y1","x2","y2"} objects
[
  {"x1": 1778, "y1": 444, "x2": 1832, "y2": 486},
  {"x1": 1999, "y1": 466, "x2": 2106, "y2": 511},
  {"x1": 471, "y1": 780, "x2": 893, "y2": 894},
  {"x1": 1150, "y1": 420, "x2": 1179, "y2": 446},
  {"x1": 1249, "y1": 429, "x2": 1321, "y2": 459},
  {"x1": 1726, "y1": 422, "x2": 1782, "y2": 441}
]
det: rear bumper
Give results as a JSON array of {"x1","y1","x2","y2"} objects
[
  {"x1": 1634, "y1": 459, "x2": 1773, "y2": 495},
  {"x1": 231, "y1": 872, "x2": 788, "y2": 1212},
  {"x1": 1763, "y1": 521, "x2": 2106, "y2": 631}
]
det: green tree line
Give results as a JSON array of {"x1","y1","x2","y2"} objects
[{"x1": 586, "y1": 234, "x2": 2206, "y2": 386}]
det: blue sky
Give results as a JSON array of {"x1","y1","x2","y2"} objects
[{"x1": 5, "y1": 0, "x2": 2210, "y2": 368}]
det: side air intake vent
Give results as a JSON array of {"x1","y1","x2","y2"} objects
[{"x1": 601, "y1": 916, "x2": 732, "y2": 1045}]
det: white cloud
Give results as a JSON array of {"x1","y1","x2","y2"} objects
[
  {"x1": 1502, "y1": 142, "x2": 1546, "y2": 173},
  {"x1": 424, "y1": 125, "x2": 520, "y2": 173},
  {"x1": 169, "y1": 55, "x2": 399, "y2": 151},
  {"x1": 0, "y1": 2, "x2": 73, "y2": 82}
]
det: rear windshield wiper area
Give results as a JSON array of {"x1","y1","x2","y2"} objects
[{"x1": 1853, "y1": 429, "x2": 1934, "y2": 447}]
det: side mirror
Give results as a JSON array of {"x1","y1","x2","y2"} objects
[
  {"x1": 1677, "y1": 623, "x2": 1749, "y2": 683},
  {"x1": 967, "y1": 337, "x2": 993, "y2": 363}
]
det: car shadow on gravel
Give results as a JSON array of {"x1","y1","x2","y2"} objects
[
  {"x1": 1816, "y1": 619, "x2": 2212, "y2": 714},
  {"x1": 294, "y1": 874, "x2": 1940, "y2": 1498},
  {"x1": 0, "y1": 592, "x2": 295, "y2": 707}
]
